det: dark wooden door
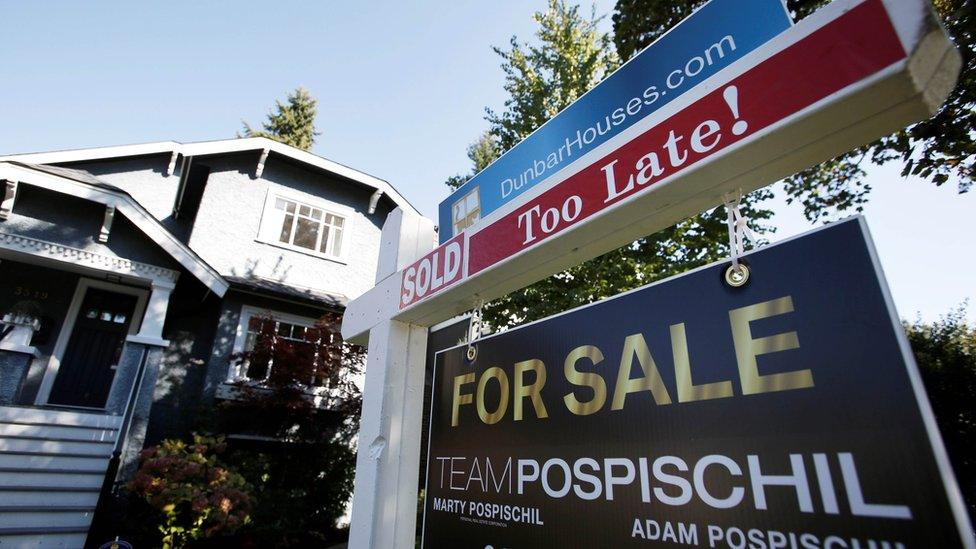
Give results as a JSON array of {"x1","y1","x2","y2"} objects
[{"x1": 48, "y1": 288, "x2": 138, "y2": 408}]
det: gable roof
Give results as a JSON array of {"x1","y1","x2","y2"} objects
[
  {"x1": 0, "y1": 161, "x2": 229, "y2": 296},
  {"x1": 0, "y1": 137, "x2": 419, "y2": 216}
]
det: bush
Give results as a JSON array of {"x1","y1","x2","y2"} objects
[
  {"x1": 128, "y1": 434, "x2": 253, "y2": 548},
  {"x1": 217, "y1": 311, "x2": 364, "y2": 546},
  {"x1": 906, "y1": 305, "x2": 976, "y2": 523}
]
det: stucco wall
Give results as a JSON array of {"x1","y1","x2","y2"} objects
[
  {"x1": 2, "y1": 184, "x2": 179, "y2": 269},
  {"x1": 65, "y1": 152, "x2": 394, "y2": 301},
  {"x1": 73, "y1": 155, "x2": 187, "y2": 238},
  {"x1": 186, "y1": 154, "x2": 391, "y2": 300},
  {"x1": 146, "y1": 289, "x2": 327, "y2": 445}
]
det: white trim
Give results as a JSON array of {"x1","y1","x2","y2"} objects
[
  {"x1": 35, "y1": 278, "x2": 149, "y2": 407},
  {"x1": 0, "y1": 179, "x2": 16, "y2": 220},
  {"x1": 256, "y1": 187, "x2": 353, "y2": 264},
  {"x1": 0, "y1": 230, "x2": 179, "y2": 285},
  {"x1": 0, "y1": 137, "x2": 419, "y2": 216},
  {"x1": 228, "y1": 305, "x2": 319, "y2": 382},
  {"x1": 0, "y1": 162, "x2": 228, "y2": 296},
  {"x1": 0, "y1": 341, "x2": 40, "y2": 357},
  {"x1": 125, "y1": 334, "x2": 170, "y2": 347}
]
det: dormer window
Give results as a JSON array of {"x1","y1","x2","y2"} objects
[
  {"x1": 274, "y1": 197, "x2": 345, "y2": 256},
  {"x1": 257, "y1": 189, "x2": 352, "y2": 262}
]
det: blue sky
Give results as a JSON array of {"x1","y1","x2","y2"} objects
[{"x1": 1, "y1": 0, "x2": 972, "y2": 323}]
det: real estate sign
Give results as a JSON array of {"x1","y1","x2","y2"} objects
[
  {"x1": 421, "y1": 219, "x2": 973, "y2": 548},
  {"x1": 436, "y1": 0, "x2": 792, "y2": 243}
]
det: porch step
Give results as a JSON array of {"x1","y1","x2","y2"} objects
[
  {"x1": 0, "y1": 468, "x2": 106, "y2": 488},
  {"x1": 0, "y1": 436, "x2": 114, "y2": 456},
  {"x1": 0, "y1": 406, "x2": 120, "y2": 547},
  {"x1": 0, "y1": 507, "x2": 95, "y2": 529},
  {"x1": 0, "y1": 406, "x2": 122, "y2": 429},
  {"x1": 0, "y1": 527, "x2": 88, "y2": 549},
  {"x1": 0, "y1": 451, "x2": 108, "y2": 470},
  {"x1": 0, "y1": 422, "x2": 117, "y2": 442},
  {"x1": 0, "y1": 487, "x2": 100, "y2": 506}
]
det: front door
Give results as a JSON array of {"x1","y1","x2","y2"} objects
[{"x1": 48, "y1": 288, "x2": 138, "y2": 408}]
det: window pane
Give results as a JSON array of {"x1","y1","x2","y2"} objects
[
  {"x1": 299, "y1": 204, "x2": 311, "y2": 217},
  {"x1": 310, "y1": 208, "x2": 323, "y2": 220},
  {"x1": 331, "y1": 227, "x2": 343, "y2": 256},
  {"x1": 333, "y1": 216, "x2": 344, "y2": 228},
  {"x1": 319, "y1": 226, "x2": 331, "y2": 254},
  {"x1": 245, "y1": 356, "x2": 269, "y2": 380},
  {"x1": 280, "y1": 214, "x2": 294, "y2": 243},
  {"x1": 244, "y1": 331, "x2": 258, "y2": 352},
  {"x1": 293, "y1": 217, "x2": 319, "y2": 250}
]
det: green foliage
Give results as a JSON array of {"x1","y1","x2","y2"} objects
[
  {"x1": 128, "y1": 434, "x2": 253, "y2": 549},
  {"x1": 241, "y1": 86, "x2": 320, "y2": 151},
  {"x1": 217, "y1": 311, "x2": 364, "y2": 546},
  {"x1": 468, "y1": 131, "x2": 501, "y2": 174},
  {"x1": 613, "y1": 0, "x2": 975, "y2": 222},
  {"x1": 906, "y1": 306, "x2": 976, "y2": 521},
  {"x1": 446, "y1": 0, "x2": 774, "y2": 328},
  {"x1": 486, "y1": 0, "x2": 619, "y2": 151}
]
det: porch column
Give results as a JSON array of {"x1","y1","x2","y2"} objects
[{"x1": 126, "y1": 279, "x2": 174, "y2": 347}]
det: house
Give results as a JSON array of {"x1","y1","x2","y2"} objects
[{"x1": 0, "y1": 137, "x2": 417, "y2": 546}]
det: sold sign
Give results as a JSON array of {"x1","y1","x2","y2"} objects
[
  {"x1": 361, "y1": 0, "x2": 958, "y2": 343},
  {"x1": 400, "y1": 234, "x2": 465, "y2": 308}
]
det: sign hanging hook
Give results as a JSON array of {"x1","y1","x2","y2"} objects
[
  {"x1": 466, "y1": 299, "x2": 485, "y2": 362},
  {"x1": 723, "y1": 190, "x2": 756, "y2": 287}
]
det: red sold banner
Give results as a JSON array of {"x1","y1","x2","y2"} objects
[
  {"x1": 468, "y1": 0, "x2": 904, "y2": 275},
  {"x1": 400, "y1": 234, "x2": 466, "y2": 308}
]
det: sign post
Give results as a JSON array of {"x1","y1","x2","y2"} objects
[
  {"x1": 343, "y1": 0, "x2": 963, "y2": 547},
  {"x1": 347, "y1": 209, "x2": 436, "y2": 548}
]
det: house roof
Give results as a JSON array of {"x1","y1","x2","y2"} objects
[
  {"x1": 225, "y1": 275, "x2": 347, "y2": 309},
  {"x1": 0, "y1": 161, "x2": 229, "y2": 296},
  {"x1": 0, "y1": 137, "x2": 419, "y2": 216}
]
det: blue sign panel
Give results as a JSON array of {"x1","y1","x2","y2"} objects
[{"x1": 438, "y1": 0, "x2": 792, "y2": 243}]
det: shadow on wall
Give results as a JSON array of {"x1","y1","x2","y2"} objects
[{"x1": 232, "y1": 255, "x2": 293, "y2": 284}]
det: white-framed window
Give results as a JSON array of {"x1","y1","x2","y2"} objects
[
  {"x1": 257, "y1": 189, "x2": 352, "y2": 262},
  {"x1": 230, "y1": 306, "x2": 329, "y2": 387},
  {"x1": 452, "y1": 187, "x2": 481, "y2": 235}
]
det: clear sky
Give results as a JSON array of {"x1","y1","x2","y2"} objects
[{"x1": 1, "y1": 0, "x2": 972, "y2": 323}]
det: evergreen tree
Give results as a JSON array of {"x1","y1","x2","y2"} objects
[
  {"x1": 905, "y1": 306, "x2": 976, "y2": 522},
  {"x1": 446, "y1": 0, "x2": 773, "y2": 328},
  {"x1": 613, "y1": 0, "x2": 975, "y2": 222},
  {"x1": 242, "y1": 86, "x2": 320, "y2": 151}
]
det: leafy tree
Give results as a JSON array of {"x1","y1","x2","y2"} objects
[
  {"x1": 446, "y1": 0, "x2": 774, "y2": 328},
  {"x1": 216, "y1": 312, "x2": 364, "y2": 546},
  {"x1": 241, "y1": 86, "x2": 320, "y2": 151},
  {"x1": 613, "y1": 0, "x2": 974, "y2": 222},
  {"x1": 906, "y1": 306, "x2": 976, "y2": 521}
]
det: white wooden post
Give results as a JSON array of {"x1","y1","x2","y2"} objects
[{"x1": 348, "y1": 208, "x2": 436, "y2": 549}]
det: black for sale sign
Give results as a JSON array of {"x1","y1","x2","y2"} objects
[{"x1": 420, "y1": 218, "x2": 973, "y2": 548}]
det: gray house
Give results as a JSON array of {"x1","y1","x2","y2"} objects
[{"x1": 0, "y1": 138, "x2": 416, "y2": 546}]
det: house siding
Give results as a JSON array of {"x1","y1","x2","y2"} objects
[
  {"x1": 2, "y1": 184, "x2": 179, "y2": 269},
  {"x1": 66, "y1": 151, "x2": 392, "y2": 302},
  {"x1": 146, "y1": 288, "x2": 328, "y2": 445},
  {"x1": 74, "y1": 155, "x2": 188, "y2": 238},
  {"x1": 187, "y1": 154, "x2": 391, "y2": 301}
]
